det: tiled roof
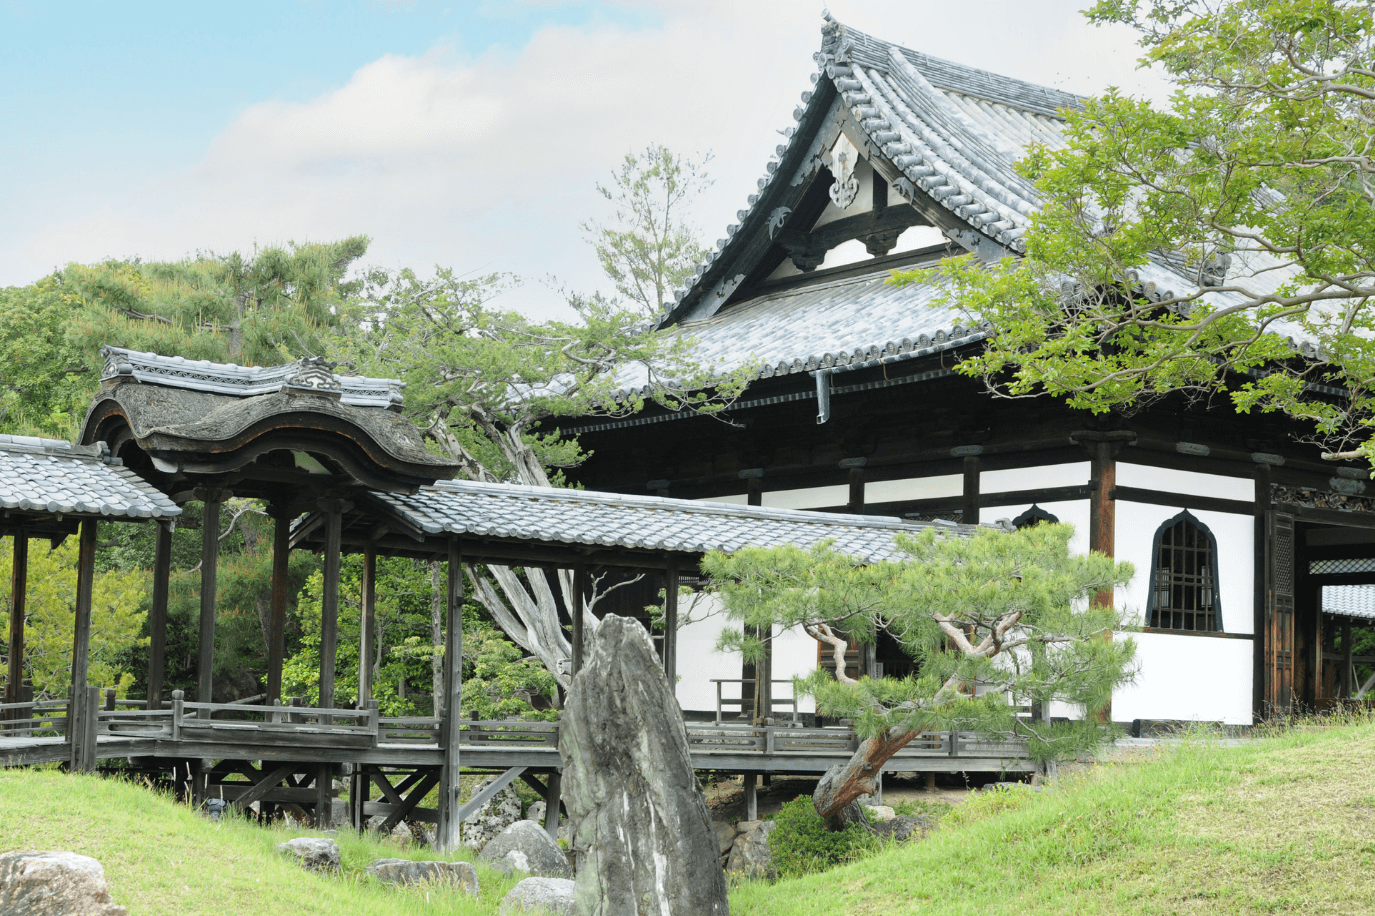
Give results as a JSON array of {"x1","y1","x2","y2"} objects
[
  {"x1": 1323, "y1": 585, "x2": 1375, "y2": 620},
  {"x1": 0, "y1": 435, "x2": 181, "y2": 519},
  {"x1": 373, "y1": 479, "x2": 980, "y2": 562},
  {"x1": 101, "y1": 347, "x2": 405, "y2": 409}
]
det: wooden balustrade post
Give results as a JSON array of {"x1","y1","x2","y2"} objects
[
  {"x1": 170, "y1": 689, "x2": 183, "y2": 741},
  {"x1": 103, "y1": 688, "x2": 115, "y2": 712}
]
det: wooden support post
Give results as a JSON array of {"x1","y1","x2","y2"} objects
[
  {"x1": 6, "y1": 533, "x2": 26, "y2": 706},
  {"x1": 1342, "y1": 619, "x2": 1354, "y2": 698},
  {"x1": 744, "y1": 772, "x2": 758, "y2": 821},
  {"x1": 318, "y1": 500, "x2": 345, "y2": 713},
  {"x1": 571, "y1": 564, "x2": 587, "y2": 677},
  {"x1": 1086, "y1": 437, "x2": 1121, "y2": 722},
  {"x1": 316, "y1": 764, "x2": 333, "y2": 830},
  {"x1": 359, "y1": 543, "x2": 377, "y2": 706},
  {"x1": 147, "y1": 520, "x2": 172, "y2": 710},
  {"x1": 663, "y1": 556, "x2": 679, "y2": 686},
  {"x1": 847, "y1": 468, "x2": 865, "y2": 514},
  {"x1": 68, "y1": 518, "x2": 97, "y2": 772},
  {"x1": 543, "y1": 771, "x2": 562, "y2": 840},
  {"x1": 756, "y1": 625, "x2": 773, "y2": 726},
  {"x1": 962, "y1": 456, "x2": 980, "y2": 524},
  {"x1": 1254, "y1": 463, "x2": 1272, "y2": 722},
  {"x1": 266, "y1": 507, "x2": 290, "y2": 705},
  {"x1": 197, "y1": 491, "x2": 223, "y2": 705},
  {"x1": 437, "y1": 538, "x2": 465, "y2": 852}
]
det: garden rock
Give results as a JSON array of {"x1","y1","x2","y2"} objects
[
  {"x1": 874, "y1": 814, "x2": 934, "y2": 843},
  {"x1": 0, "y1": 851, "x2": 128, "y2": 916},
  {"x1": 526, "y1": 800, "x2": 546, "y2": 824},
  {"x1": 462, "y1": 776, "x2": 523, "y2": 852},
  {"x1": 864, "y1": 804, "x2": 896, "y2": 822},
  {"x1": 478, "y1": 820, "x2": 571, "y2": 878},
  {"x1": 561, "y1": 615, "x2": 728, "y2": 915},
  {"x1": 276, "y1": 837, "x2": 341, "y2": 874},
  {"x1": 714, "y1": 821, "x2": 739, "y2": 856},
  {"x1": 364, "y1": 859, "x2": 478, "y2": 895},
  {"x1": 726, "y1": 820, "x2": 777, "y2": 879},
  {"x1": 499, "y1": 877, "x2": 576, "y2": 915}
]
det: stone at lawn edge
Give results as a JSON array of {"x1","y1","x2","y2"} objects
[
  {"x1": 364, "y1": 859, "x2": 479, "y2": 895},
  {"x1": 499, "y1": 877, "x2": 576, "y2": 915},
  {"x1": 726, "y1": 820, "x2": 777, "y2": 879},
  {"x1": 561, "y1": 614, "x2": 729, "y2": 916},
  {"x1": 478, "y1": 820, "x2": 571, "y2": 878},
  {"x1": 874, "y1": 814, "x2": 934, "y2": 843},
  {"x1": 276, "y1": 837, "x2": 341, "y2": 874},
  {"x1": 461, "y1": 775, "x2": 523, "y2": 852},
  {"x1": 864, "y1": 804, "x2": 896, "y2": 822},
  {"x1": 0, "y1": 851, "x2": 128, "y2": 916}
]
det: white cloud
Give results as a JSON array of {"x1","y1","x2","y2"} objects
[{"x1": 4, "y1": 1, "x2": 1173, "y2": 318}]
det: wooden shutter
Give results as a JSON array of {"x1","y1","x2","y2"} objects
[{"x1": 1266, "y1": 511, "x2": 1296, "y2": 715}]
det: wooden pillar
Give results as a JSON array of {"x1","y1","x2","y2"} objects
[
  {"x1": 571, "y1": 564, "x2": 587, "y2": 677},
  {"x1": 359, "y1": 543, "x2": 377, "y2": 706},
  {"x1": 543, "y1": 770, "x2": 562, "y2": 841},
  {"x1": 1342, "y1": 618, "x2": 1354, "y2": 698},
  {"x1": 196, "y1": 490, "x2": 223, "y2": 705},
  {"x1": 6, "y1": 533, "x2": 27, "y2": 706},
  {"x1": 146, "y1": 520, "x2": 172, "y2": 710},
  {"x1": 1087, "y1": 438, "x2": 1118, "y2": 722},
  {"x1": 1253, "y1": 463, "x2": 1272, "y2": 721},
  {"x1": 437, "y1": 537, "x2": 465, "y2": 851},
  {"x1": 962, "y1": 456, "x2": 980, "y2": 524},
  {"x1": 318, "y1": 500, "x2": 344, "y2": 712},
  {"x1": 846, "y1": 467, "x2": 865, "y2": 514},
  {"x1": 747, "y1": 478, "x2": 762, "y2": 507},
  {"x1": 316, "y1": 764, "x2": 333, "y2": 830},
  {"x1": 744, "y1": 772, "x2": 758, "y2": 821},
  {"x1": 663, "y1": 557, "x2": 679, "y2": 685},
  {"x1": 69, "y1": 519, "x2": 97, "y2": 772},
  {"x1": 266, "y1": 507, "x2": 290, "y2": 705}
]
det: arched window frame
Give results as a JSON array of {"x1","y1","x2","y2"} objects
[
  {"x1": 1147, "y1": 510, "x2": 1223, "y2": 632},
  {"x1": 1012, "y1": 505, "x2": 1059, "y2": 529}
]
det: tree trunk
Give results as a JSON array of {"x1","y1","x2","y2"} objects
[
  {"x1": 812, "y1": 728, "x2": 924, "y2": 829},
  {"x1": 430, "y1": 560, "x2": 445, "y2": 716}
]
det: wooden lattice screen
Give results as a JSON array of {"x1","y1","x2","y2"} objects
[{"x1": 1150, "y1": 515, "x2": 1218, "y2": 631}]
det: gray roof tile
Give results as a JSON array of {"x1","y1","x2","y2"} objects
[
  {"x1": 1324, "y1": 585, "x2": 1375, "y2": 620},
  {"x1": 376, "y1": 479, "x2": 978, "y2": 562},
  {"x1": 0, "y1": 435, "x2": 181, "y2": 520}
]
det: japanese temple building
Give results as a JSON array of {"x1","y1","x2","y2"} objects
[{"x1": 566, "y1": 15, "x2": 1375, "y2": 724}]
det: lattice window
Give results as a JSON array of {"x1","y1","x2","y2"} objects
[
  {"x1": 1149, "y1": 512, "x2": 1220, "y2": 631},
  {"x1": 1311, "y1": 557, "x2": 1375, "y2": 576}
]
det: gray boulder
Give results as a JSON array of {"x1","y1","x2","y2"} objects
[
  {"x1": 500, "y1": 877, "x2": 576, "y2": 915},
  {"x1": 462, "y1": 775, "x2": 523, "y2": 852},
  {"x1": 276, "y1": 837, "x2": 341, "y2": 874},
  {"x1": 561, "y1": 615, "x2": 729, "y2": 916},
  {"x1": 714, "y1": 821, "x2": 739, "y2": 857},
  {"x1": 0, "y1": 851, "x2": 128, "y2": 916},
  {"x1": 726, "y1": 820, "x2": 777, "y2": 879},
  {"x1": 874, "y1": 814, "x2": 934, "y2": 843},
  {"x1": 478, "y1": 820, "x2": 571, "y2": 878},
  {"x1": 364, "y1": 858, "x2": 478, "y2": 895}
]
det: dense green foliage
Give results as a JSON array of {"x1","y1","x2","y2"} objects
[
  {"x1": 705, "y1": 523, "x2": 1137, "y2": 766},
  {"x1": 894, "y1": 0, "x2": 1375, "y2": 463},
  {"x1": 766, "y1": 796, "x2": 879, "y2": 877}
]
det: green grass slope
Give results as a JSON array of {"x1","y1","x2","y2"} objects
[
  {"x1": 0, "y1": 767, "x2": 525, "y2": 915},
  {"x1": 732, "y1": 722, "x2": 1375, "y2": 916}
]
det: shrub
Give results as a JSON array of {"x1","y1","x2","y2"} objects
[{"x1": 767, "y1": 797, "x2": 880, "y2": 877}]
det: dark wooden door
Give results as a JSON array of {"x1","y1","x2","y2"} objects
[{"x1": 1266, "y1": 511, "x2": 1296, "y2": 715}]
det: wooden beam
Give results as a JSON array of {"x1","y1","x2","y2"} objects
[
  {"x1": 232, "y1": 763, "x2": 297, "y2": 814},
  {"x1": 359, "y1": 542, "x2": 377, "y2": 706},
  {"x1": 266, "y1": 508, "x2": 289, "y2": 705},
  {"x1": 318, "y1": 500, "x2": 346, "y2": 713},
  {"x1": 6, "y1": 533, "x2": 26, "y2": 705},
  {"x1": 147, "y1": 521, "x2": 172, "y2": 710},
  {"x1": 198, "y1": 492, "x2": 223, "y2": 705},
  {"x1": 436, "y1": 537, "x2": 465, "y2": 852},
  {"x1": 1110, "y1": 486, "x2": 1253, "y2": 516}
]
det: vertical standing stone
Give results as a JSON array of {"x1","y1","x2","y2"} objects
[{"x1": 560, "y1": 615, "x2": 728, "y2": 916}]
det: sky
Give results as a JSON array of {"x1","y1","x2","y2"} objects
[{"x1": 0, "y1": 0, "x2": 1173, "y2": 318}]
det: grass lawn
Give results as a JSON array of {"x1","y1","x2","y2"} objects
[
  {"x1": 731, "y1": 720, "x2": 1375, "y2": 915},
  {"x1": 4, "y1": 721, "x2": 1374, "y2": 915}
]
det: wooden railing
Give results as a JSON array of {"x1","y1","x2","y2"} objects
[{"x1": 0, "y1": 699, "x2": 69, "y2": 738}]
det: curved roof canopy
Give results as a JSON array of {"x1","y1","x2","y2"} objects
[{"x1": 82, "y1": 347, "x2": 459, "y2": 507}]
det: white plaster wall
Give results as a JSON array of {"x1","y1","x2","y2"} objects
[
  {"x1": 1116, "y1": 463, "x2": 1254, "y2": 502},
  {"x1": 672, "y1": 593, "x2": 816, "y2": 716},
  {"x1": 693, "y1": 494, "x2": 749, "y2": 506},
  {"x1": 761, "y1": 484, "x2": 849, "y2": 511},
  {"x1": 1114, "y1": 499, "x2": 1254, "y2": 634},
  {"x1": 981, "y1": 461, "x2": 1091, "y2": 494},
  {"x1": 867, "y1": 474, "x2": 963, "y2": 503},
  {"x1": 1113, "y1": 633, "x2": 1253, "y2": 725}
]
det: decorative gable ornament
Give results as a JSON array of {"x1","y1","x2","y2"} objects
[
  {"x1": 284, "y1": 356, "x2": 344, "y2": 398},
  {"x1": 825, "y1": 133, "x2": 860, "y2": 210}
]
